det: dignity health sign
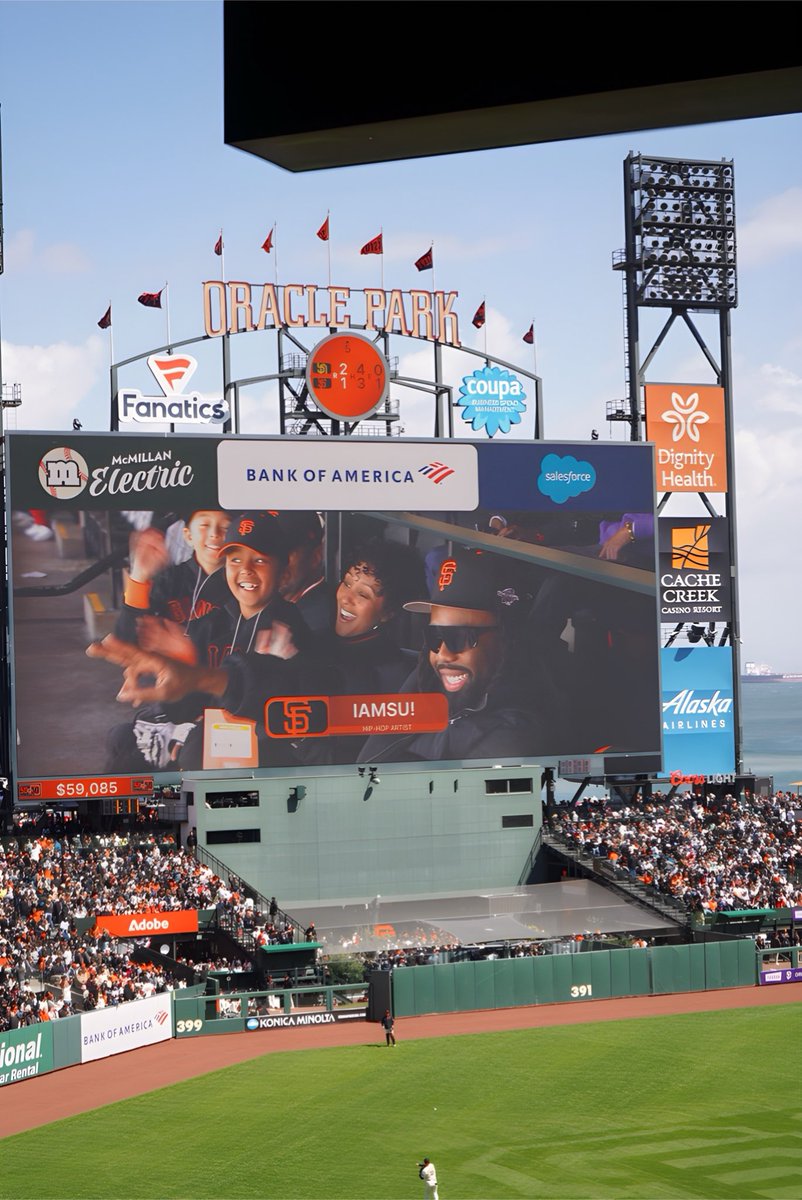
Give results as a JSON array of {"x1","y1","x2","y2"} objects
[
  {"x1": 661, "y1": 646, "x2": 735, "y2": 775},
  {"x1": 645, "y1": 384, "x2": 727, "y2": 494}
]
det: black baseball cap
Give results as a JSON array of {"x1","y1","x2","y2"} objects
[
  {"x1": 405, "y1": 550, "x2": 517, "y2": 614},
  {"x1": 219, "y1": 512, "x2": 289, "y2": 559},
  {"x1": 274, "y1": 511, "x2": 323, "y2": 546}
]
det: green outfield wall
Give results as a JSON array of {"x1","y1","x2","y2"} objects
[{"x1": 390, "y1": 940, "x2": 757, "y2": 1016}]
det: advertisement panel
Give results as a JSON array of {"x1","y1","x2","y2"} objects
[
  {"x1": 8, "y1": 433, "x2": 661, "y2": 783},
  {"x1": 658, "y1": 517, "x2": 732, "y2": 622},
  {"x1": 80, "y1": 992, "x2": 173, "y2": 1063},
  {"x1": 93, "y1": 910, "x2": 199, "y2": 937},
  {"x1": 0, "y1": 1024, "x2": 55, "y2": 1088},
  {"x1": 645, "y1": 384, "x2": 727, "y2": 493},
  {"x1": 661, "y1": 646, "x2": 735, "y2": 775}
]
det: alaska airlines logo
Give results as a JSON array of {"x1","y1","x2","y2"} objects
[
  {"x1": 418, "y1": 461, "x2": 455, "y2": 484},
  {"x1": 662, "y1": 689, "x2": 733, "y2": 717},
  {"x1": 661, "y1": 391, "x2": 709, "y2": 443}
]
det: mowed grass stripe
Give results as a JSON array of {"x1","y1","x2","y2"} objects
[{"x1": 1, "y1": 1005, "x2": 800, "y2": 1200}]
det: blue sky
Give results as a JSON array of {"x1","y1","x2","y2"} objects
[{"x1": 1, "y1": 1, "x2": 801, "y2": 669}]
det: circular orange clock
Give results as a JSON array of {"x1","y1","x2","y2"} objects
[{"x1": 306, "y1": 332, "x2": 389, "y2": 421}]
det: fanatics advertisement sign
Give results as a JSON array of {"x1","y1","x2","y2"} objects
[
  {"x1": 658, "y1": 517, "x2": 732, "y2": 621},
  {"x1": 661, "y1": 646, "x2": 735, "y2": 775},
  {"x1": 645, "y1": 384, "x2": 727, "y2": 494},
  {"x1": 80, "y1": 993, "x2": 174, "y2": 1063},
  {"x1": 8, "y1": 432, "x2": 661, "y2": 784}
]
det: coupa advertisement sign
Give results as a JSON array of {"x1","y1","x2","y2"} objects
[
  {"x1": 80, "y1": 992, "x2": 174, "y2": 1063},
  {"x1": 456, "y1": 366, "x2": 526, "y2": 438},
  {"x1": 661, "y1": 646, "x2": 735, "y2": 775},
  {"x1": 658, "y1": 517, "x2": 732, "y2": 621},
  {"x1": 7, "y1": 433, "x2": 661, "y2": 782},
  {"x1": 645, "y1": 384, "x2": 727, "y2": 494},
  {"x1": 94, "y1": 910, "x2": 199, "y2": 937}
]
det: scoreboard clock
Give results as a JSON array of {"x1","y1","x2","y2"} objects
[{"x1": 306, "y1": 332, "x2": 389, "y2": 421}]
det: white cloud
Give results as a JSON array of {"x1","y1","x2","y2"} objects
[
  {"x1": 750, "y1": 362, "x2": 802, "y2": 415},
  {"x1": 738, "y1": 187, "x2": 802, "y2": 267},
  {"x1": 1, "y1": 336, "x2": 106, "y2": 429},
  {"x1": 3, "y1": 228, "x2": 90, "y2": 274}
]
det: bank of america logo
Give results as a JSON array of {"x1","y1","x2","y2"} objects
[
  {"x1": 419, "y1": 461, "x2": 455, "y2": 484},
  {"x1": 671, "y1": 524, "x2": 711, "y2": 569},
  {"x1": 155, "y1": 1010, "x2": 169, "y2": 1026}
]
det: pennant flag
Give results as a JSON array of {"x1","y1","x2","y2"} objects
[
  {"x1": 261, "y1": 229, "x2": 274, "y2": 253},
  {"x1": 360, "y1": 232, "x2": 383, "y2": 256},
  {"x1": 214, "y1": 234, "x2": 223, "y2": 256},
  {"x1": 316, "y1": 216, "x2": 330, "y2": 242},
  {"x1": 97, "y1": 306, "x2": 112, "y2": 330},
  {"x1": 138, "y1": 290, "x2": 163, "y2": 309},
  {"x1": 414, "y1": 247, "x2": 433, "y2": 272},
  {"x1": 522, "y1": 323, "x2": 534, "y2": 344},
  {"x1": 472, "y1": 301, "x2": 486, "y2": 329}
]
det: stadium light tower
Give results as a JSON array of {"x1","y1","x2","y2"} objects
[{"x1": 610, "y1": 152, "x2": 743, "y2": 774}]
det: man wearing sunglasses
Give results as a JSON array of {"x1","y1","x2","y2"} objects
[{"x1": 358, "y1": 550, "x2": 539, "y2": 764}]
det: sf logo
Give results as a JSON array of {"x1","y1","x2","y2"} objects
[
  {"x1": 281, "y1": 700, "x2": 314, "y2": 735},
  {"x1": 238, "y1": 518, "x2": 255, "y2": 536},
  {"x1": 438, "y1": 559, "x2": 457, "y2": 590}
]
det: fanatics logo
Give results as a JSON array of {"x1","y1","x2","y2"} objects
[{"x1": 147, "y1": 354, "x2": 198, "y2": 396}]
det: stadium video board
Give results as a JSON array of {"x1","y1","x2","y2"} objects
[{"x1": 7, "y1": 433, "x2": 662, "y2": 789}]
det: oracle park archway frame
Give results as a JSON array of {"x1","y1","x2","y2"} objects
[{"x1": 108, "y1": 280, "x2": 543, "y2": 443}]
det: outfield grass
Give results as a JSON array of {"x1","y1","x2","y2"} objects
[{"x1": 2, "y1": 1005, "x2": 801, "y2": 1199}]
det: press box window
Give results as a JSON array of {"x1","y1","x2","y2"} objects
[
  {"x1": 206, "y1": 829, "x2": 261, "y2": 845},
  {"x1": 502, "y1": 814, "x2": 534, "y2": 829},
  {"x1": 485, "y1": 778, "x2": 533, "y2": 795},
  {"x1": 205, "y1": 790, "x2": 260, "y2": 809}
]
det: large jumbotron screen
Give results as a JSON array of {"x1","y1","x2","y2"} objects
[{"x1": 7, "y1": 433, "x2": 661, "y2": 786}]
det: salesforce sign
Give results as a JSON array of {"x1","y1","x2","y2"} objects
[{"x1": 456, "y1": 366, "x2": 526, "y2": 438}]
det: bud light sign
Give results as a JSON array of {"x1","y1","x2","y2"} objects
[
  {"x1": 457, "y1": 366, "x2": 526, "y2": 438},
  {"x1": 661, "y1": 646, "x2": 735, "y2": 775}
]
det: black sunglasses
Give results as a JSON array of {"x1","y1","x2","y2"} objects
[{"x1": 425, "y1": 625, "x2": 499, "y2": 654}]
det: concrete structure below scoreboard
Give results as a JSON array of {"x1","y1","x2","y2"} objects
[{"x1": 184, "y1": 765, "x2": 542, "y2": 902}]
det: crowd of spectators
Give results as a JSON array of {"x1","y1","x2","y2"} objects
[
  {"x1": 551, "y1": 790, "x2": 802, "y2": 913},
  {"x1": 0, "y1": 824, "x2": 296, "y2": 1033}
]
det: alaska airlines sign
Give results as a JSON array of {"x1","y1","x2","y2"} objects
[{"x1": 202, "y1": 281, "x2": 461, "y2": 347}]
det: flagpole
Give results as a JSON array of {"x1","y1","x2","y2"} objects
[
  {"x1": 483, "y1": 297, "x2": 487, "y2": 358},
  {"x1": 273, "y1": 224, "x2": 278, "y2": 287},
  {"x1": 326, "y1": 210, "x2": 331, "y2": 289},
  {"x1": 164, "y1": 282, "x2": 171, "y2": 347},
  {"x1": 431, "y1": 241, "x2": 436, "y2": 296},
  {"x1": 107, "y1": 301, "x2": 114, "y2": 367},
  {"x1": 219, "y1": 229, "x2": 225, "y2": 285},
  {"x1": 531, "y1": 319, "x2": 538, "y2": 375},
  {"x1": 380, "y1": 226, "x2": 384, "y2": 293}
]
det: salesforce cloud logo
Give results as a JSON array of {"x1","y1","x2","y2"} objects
[
  {"x1": 456, "y1": 366, "x2": 526, "y2": 438},
  {"x1": 537, "y1": 453, "x2": 596, "y2": 504}
]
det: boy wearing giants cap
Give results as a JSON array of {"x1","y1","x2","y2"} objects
[
  {"x1": 357, "y1": 549, "x2": 543, "y2": 764},
  {"x1": 102, "y1": 512, "x2": 309, "y2": 770}
]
